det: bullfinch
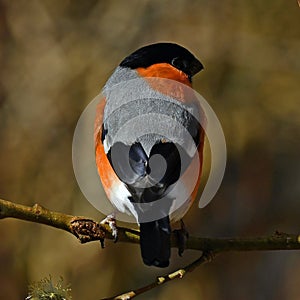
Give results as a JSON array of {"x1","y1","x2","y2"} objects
[{"x1": 94, "y1": 43, "x2": 205, "y2": 268}]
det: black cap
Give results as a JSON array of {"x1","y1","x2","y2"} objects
[{"x1": 120, "y1": 43, "x2": 203, "y2": 78}]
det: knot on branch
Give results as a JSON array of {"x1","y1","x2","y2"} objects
[
  {"x1": 32, "y1": 203, "x2": 45, "y2": 215},
  {"x1": 70, "y1": 218, "x2": 106, "y2": 244}
]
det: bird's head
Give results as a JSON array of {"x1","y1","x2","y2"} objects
[{"x1": 120, "y1": 42, "x2": 203, "y2": 81}]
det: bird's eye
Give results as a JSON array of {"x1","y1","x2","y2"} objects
[{"x1": 171, "y1": 57, "x2": 183, "y2": 69}]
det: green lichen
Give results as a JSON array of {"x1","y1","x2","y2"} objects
[{"x1": 26, "y1": 276, "x2": 72, "y2": 300}]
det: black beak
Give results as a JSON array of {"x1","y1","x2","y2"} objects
[{"x1": 189, "y1": 59, "x2": 204, "y2": 76}]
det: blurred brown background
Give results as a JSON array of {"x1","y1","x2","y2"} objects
[{"x1": 0, "y1": 1, "x2": 299, "y2": 299}]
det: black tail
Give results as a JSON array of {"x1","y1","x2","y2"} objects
[{"x1": 139, "y1": 216, "x2": 171, "y2": 268}]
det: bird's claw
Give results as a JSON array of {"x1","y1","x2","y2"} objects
[
  {"x1": 173, "y1": 219, "x2": 189, "y2": 257},
  {"x1": 100, "y1": 214, "x2": 118, "y2": 248},
  {"x1": 202, "y1": 250, "x2": 215, "y2": 262}
]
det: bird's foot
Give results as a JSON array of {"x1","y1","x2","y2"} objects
[
  {"x1": 202, "y1": 250, "x2": 215, "y2": 263},
  {"x1": 173, "y1": 219, "x2": 189, "y2": 257},
  {"x1": 100, "y1": 213, "x2": 118, "y2": 248}
]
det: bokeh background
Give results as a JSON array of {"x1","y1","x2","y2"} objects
[{"x1": 0, "y1": 1, "x2": 299, "y2": 299}]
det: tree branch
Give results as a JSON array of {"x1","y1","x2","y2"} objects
[
  {"x1": 0, "y1": 198, "x2": 140, "y2": 245},
  {"x1": 1, "y1": 197, "x2": 300, "y2": 299},
  {"x1": 102, "y1": 251, "x2": 214, "y2": 300}
]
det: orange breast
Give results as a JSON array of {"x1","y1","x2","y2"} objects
[{"x1": 94, "y1": 98, "x2": 123, "y2": 197}]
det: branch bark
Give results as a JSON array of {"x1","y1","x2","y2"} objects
[
  {"x1": 1, "y1": 198, "x2": 300, "y2": 252},
  {"x1": 0, "y1": 198, "x2": 140, "y2": 245},
  {"x1": 1, "y1": 197, "x2": 300, "y2": 299}
]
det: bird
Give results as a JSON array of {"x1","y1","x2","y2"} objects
[{"x1": 94, "y1": 42, "x2": 205, "y2": 268}]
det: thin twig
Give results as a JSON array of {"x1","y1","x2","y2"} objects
[{"x1": 102, "y1": 251, "x2": 215, "y2": 300}]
